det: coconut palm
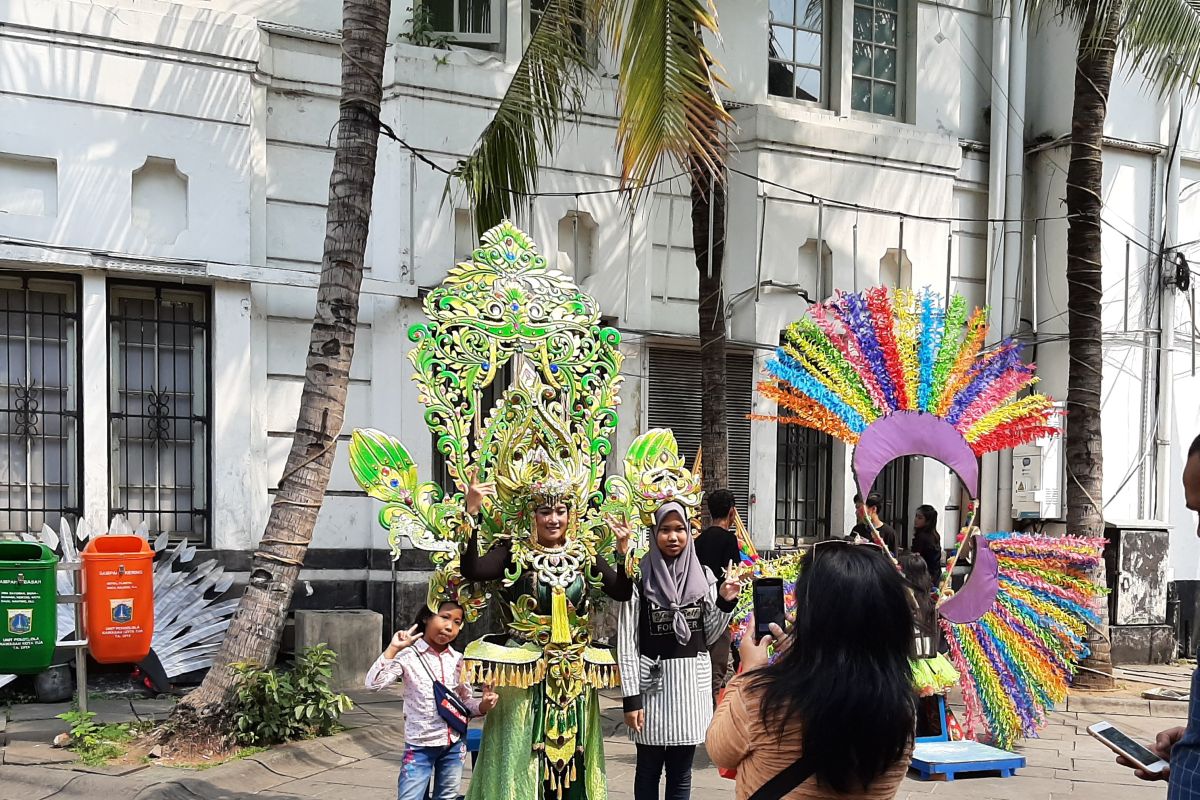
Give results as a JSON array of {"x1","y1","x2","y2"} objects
[
  {"x1": 157, "y1": 0, "x2": 394, "y2": 745},
  {"x1": 1027, "y1": 0, "x2": 1200, "y2": 687},
  {"x1": 454, "y1": 0, "x2": 735, "y2": 491}
]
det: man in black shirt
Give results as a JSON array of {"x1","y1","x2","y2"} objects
[
  {"x1": 694, "y1": 489, "x2": 741, "y2": 704},
  {"x1": 864, "y1": 492, "x2": 898, "y2": 555}
]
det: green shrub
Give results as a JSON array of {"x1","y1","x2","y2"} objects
[
  {"x1": 56, "y1": 710, "x2": 136, "y2": 765},
  {"x1": 231, "y1": 644, "x2": 354, "y2": 746}
]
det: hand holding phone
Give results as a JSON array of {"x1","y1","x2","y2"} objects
[
  {"x1": 1088, "y1": 721, "x2": 1170, "y2": 778},
  {"x1": 752, "y1": 578, "x2": 785, "y2": 643}
]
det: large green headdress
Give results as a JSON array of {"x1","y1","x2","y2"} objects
[{"x1": 349, "y1": 221, "x2": 624, "y2": 617}]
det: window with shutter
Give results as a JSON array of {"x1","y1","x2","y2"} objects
[{"x1": 646, "y1": 347, "x2": 753, "y2": 521}]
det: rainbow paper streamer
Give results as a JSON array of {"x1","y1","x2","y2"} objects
[
  {"x1": 728, "y1": 552, "x2": 804, "y2": 647},
  {"x1": 761, "y1": 288, "x2": 1057, "y2": 456},
  {"x1": 732, "y1": 509, "x2": 759, "y2": 566},
  {"x1": 940, "y1": 532, "x2": 1106, "y2": 749}
]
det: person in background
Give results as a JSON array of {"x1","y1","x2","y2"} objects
[
  {"x1": 1117, "y1": 433, "x2": 1200, "y2": 797},
  {"x1": 864, "y1": 493, "x2": 899, "y2": 555},
  {"x1": 850, "y1": 493, "x2": 870, "y2": 540},
  {"x1": 365, "y1": 601, "x2": 499, "y2": 800},
  {"x1": 695, "y1": 489, "x2": 742, "y2": 703},
  {"x1": 912, "y1": 505, "x2": 943, "y2": 588},
  {"x1": 619, "y1": 502, "x2": 742, "y2": 800},
  {"x1": 707, "y1": 541, "x2": 915, "y2": 799}
]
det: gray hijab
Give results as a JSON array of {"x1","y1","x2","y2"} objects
[{"x1": 639, "y1": 502, "x2": 713, "y2": 645}]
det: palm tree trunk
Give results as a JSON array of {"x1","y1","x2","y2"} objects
[
  {"x1": 1065, "y1": 1, "x2": 1120, "y2": 690},
  {"x1": 162, "y1": 0, "x2": 393, "y2": 743},
  {"x1": 691, "y1": 158, "x2": 729, "y2": 496}
]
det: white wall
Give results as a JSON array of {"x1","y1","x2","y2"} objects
[{"x1": 18, "y1": 0, "x2": 1196, "y2": 566}]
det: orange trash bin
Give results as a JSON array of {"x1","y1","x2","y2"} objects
[{"x1": 81, "y1": 535, "x2": 154, "y2": 664}]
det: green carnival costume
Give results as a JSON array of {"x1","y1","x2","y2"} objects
[{"x1": 349, "y1": 223, "x2": 695, "y2": 799}]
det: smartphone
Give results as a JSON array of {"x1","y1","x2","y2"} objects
[
  {"x1": 752, "y1": 578, "x2": 785, "y2": 642},
  {"x1": 1087, "y1": 721, "x2": 1170, "y2": 775}
]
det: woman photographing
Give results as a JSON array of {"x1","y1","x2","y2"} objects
[{"x1": 707, "y1": 542, "x2": 916, "y2": 799}]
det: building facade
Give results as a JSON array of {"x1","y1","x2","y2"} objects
[{"x1": 1, "y1": 0, "x2": 1197, "y2": 634}]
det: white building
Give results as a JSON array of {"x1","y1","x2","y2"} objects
[{"x1": 1, "y1": 0, "x2": 1197, "y2": 633}]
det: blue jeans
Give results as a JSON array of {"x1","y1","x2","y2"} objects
[{"x1": 397, "y1": 741, "x2": 466, "y2": 800}]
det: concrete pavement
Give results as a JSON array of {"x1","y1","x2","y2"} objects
[{"x1": 0, "y1": 676, "x2": 1193, "y2": 800}]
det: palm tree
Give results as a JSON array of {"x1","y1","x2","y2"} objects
[
  {"x1": 454, "y1": 0, "x2": 735, "y2": 492},
  {"x1": 1026, "y1": 0, "x2": 1200, "y2": 687},
  {"x1": 160, "y1": 0, "x2": 393, "y2": 746}
]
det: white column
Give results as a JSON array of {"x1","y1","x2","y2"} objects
[
  {"x1": 210, "y1": 282, "x2": 259, "y2": 550},
  {"x1": 79, "y1": 273, "x2": 109, "y2": 532}
]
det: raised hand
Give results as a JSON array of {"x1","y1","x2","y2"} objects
[
  {"x1": 719, "y1": 559, "x2": 743, "y2": 602},
  {"x1": 386, "y1": 624, "x2": 422, "y2": 658},
  {"x1": 479, "y1": 684, "x2": 499, "y2": 714},
  {"x1": 465, "y1": 468, "x2": 497, "y2": 517},
  {"x1": 607, "y1": 515, "x2": 634, "y2": 555}
]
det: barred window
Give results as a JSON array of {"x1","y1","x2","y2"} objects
[
  {"x1": 775, "y1": 415, "x2": 832, "y2": 548},
  {"x1": 0, "y1": 274, "x2": 80, "y2": 534},
  {"x1": 108, "y1": 283, "x2": 210, "y2": 543}
]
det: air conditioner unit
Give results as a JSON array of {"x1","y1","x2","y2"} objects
[{"x1": 1011, "y1": 403, "x2": 1065, "y2": 520}]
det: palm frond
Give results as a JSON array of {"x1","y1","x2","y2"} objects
[
  {"x1": 454, "y1": 0, "x2": 596, "y2": 233},
  {"x1": 1025, "y1": 0, "x2": 1200, "y2": 97},
  {"x1": 614, "y1": 0, "x2": 731, "y2": 192},
  {"x1": 1116, "y1": 0, "x2": 1200, "y2": 96}
]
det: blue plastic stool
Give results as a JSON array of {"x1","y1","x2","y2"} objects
[{"x1": 466, "y1": 727, "x2": 483, "y2": 766}]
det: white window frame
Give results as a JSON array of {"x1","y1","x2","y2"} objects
[
  {"x1": 849, "y1": 0, "x2": 907, "y2": 119},
  {"x1": 766, "y1": 0, "x2": 913, "y2": 123},
  {"x1": 768, "y1": 0, "x2": 830, "y2": 105},
  {"x1": 425, "y1": 0, "x2": 503, "y2": 47}
]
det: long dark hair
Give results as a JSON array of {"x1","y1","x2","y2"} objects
[
  {"x1": 914, "y1": 504, "x2": 939, "y2": 535},
  {"x1": 899, "y1": 552, "x2": 934, "y2": 626},
  {"x1": 749, "y1": 545, "x2": 916, "y2": 792}
]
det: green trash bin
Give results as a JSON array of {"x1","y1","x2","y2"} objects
[{"x1": 0, "y1": 541, "x2": 60, "y2": 674}]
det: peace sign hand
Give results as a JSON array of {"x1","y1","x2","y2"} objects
[
  {"x1": 719, "y1": 560, "x2": 743, "y2": 602},
  {"x1": 388, "y1": 624, "x2": 422, "y2": 656},
  {"x1": 465, "y1": 468, "x2": 496, "y2": 517},
  {"x1": 607, "y1": 515, "x2": 634, "y2": 555}
]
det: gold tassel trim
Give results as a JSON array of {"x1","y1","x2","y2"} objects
[
  {"x1": 462, "y1": 658, "x2": 547, "y2": 689},
  {"x1": 550, "y1": 586, "x2": 571, "y2": 644}
]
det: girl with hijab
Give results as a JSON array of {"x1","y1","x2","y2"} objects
[{"x1": 617, "y1": 502, "x2": 743, "y2": 800}]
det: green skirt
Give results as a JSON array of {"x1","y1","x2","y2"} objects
[{"x1": 466, "y1": 684, "x2": 607, "y2": 800}]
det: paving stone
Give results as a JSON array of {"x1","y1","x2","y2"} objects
[
  {"x1": 172, "y1": 758, "x2": 292, "y2": 795},
  {"x1": 87, "y1": 698, "x2": 141, "y2": 723},
  {"x1": 271, "y1": 780, "x2": 396, "y2": 800},
  {"x1": 7, "y1": 702, "x2": 72, "y2": 722},
  {"x1": 248, "y1": 740, "x2": 354, "y2": 780},
  {"x1": 1148, "y1": 699, "x2": 1191, "y2": 718},
  {"x1": 299, "y1": 764, "x2": 397, "y2": 789},
  {"x1": 0, "y1": 764, "x2": 74, "y2": 800},
  {"x1": 321, "y1": 726, "x2": 401, "y2": 759},
  {"x1": 128, "y1": 698, "x2": 176, "y2": 719},
  {"x1": 1067, "y1": 695, "x2": 1152, "y2": 716},
  {"x1": 3, "y1": 717, "x2": 72, "y2": 743},
  {"x1": 2, "y1": 739, "x2": 78, "y2": 765}
]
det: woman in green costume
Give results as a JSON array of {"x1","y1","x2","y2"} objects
[{"x1": 458, "y1": 463, "x2": 634, "y2": 800}]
